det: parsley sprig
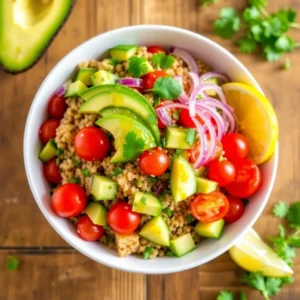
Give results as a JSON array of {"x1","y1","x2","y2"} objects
[{"x1": 150, "y1": 76, "x2": 182, "y2": 100}]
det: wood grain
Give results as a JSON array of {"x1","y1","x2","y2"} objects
[{"x1": 0, "y1": 0, "x2": 300, "y2": 299}]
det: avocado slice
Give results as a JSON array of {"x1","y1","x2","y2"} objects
[
  {"x1": 169, "y1": 233, "x2": 196, "y2": 257},
  {"x1": 109, "y1": 45, "x2": 138, "y2": 61},
  {"x1": 195, "y1": 219, "x2": 225, "y2": 239},
  {"x1": 75, "y1": 68, "x2": 97, "y2": 86},
  {"x1": 96, "y1": 115, "x2": 156, "y2": 163},
  {"x1": 0, "y1": 0, "x2": 75, "y2": 73},
  {"x1": 65, "y1": 81, "x2": 88, "y2": 97},
  {"x1": 91, "y1": 70, "x2": 119, "y2": 86},
  {"x1": 139, "y1": 216, "x2": 170, "y2": 246},
  {"x1": 170, "y1": 156, "x2": 197, "y2": 202},
  {"x1": 90, "y1": 175, "x2": 118, "y2": 200},
  {"x1": 132, "y1": 192, "x2": 162, "y2": 217},
  {"x1": 196, "y1": 177, "x2": 218, "y2": 194},
  {"x1": 79, "y1": 84, "x2": 160, "y2": 143},
  {"x1": 165, "y1": 127, "x2": 196, "y2": 150},
  {"x1": 85, "y1": 202, "x2": 107, "y2": 226},
  {"x1": 39, "y1": 139, "x2": 57, "y2": 162}
]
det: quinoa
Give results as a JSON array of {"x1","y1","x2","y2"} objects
[{"x1": 53, "y1": 47, "x2": 212, "y2": 258}]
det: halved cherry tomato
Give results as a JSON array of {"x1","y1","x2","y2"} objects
[
  {"x1": 147, "y1": 46, "x2": 165, "y2": 54},
  {"x1": 74, "y1": 127, "x2": 110, "y2": 161},
  {"x1": 48, "y1": 94, "x2": 67, "y2": 119},
  {"x1": 107, "y1": 202, "x2": 140, "y2": 234},
  {"x1": 191, "y1": 192, "x2": 229, "y2": 223},
  {"x1": 51, "y1": 183, "x2": 87, "y2": 217},
  {"x1": 143, "y1": 71, "x2": 168, "y2": 90},
  {"x1": 156, "y1": 100, "x2": 178, "y2": 129},
  {"x1": 76, "y1": 215, "x2": 104, "y2": 241},
  {"x1": 138, "y1": 147, "x2": 170, "y2": 176},
  {"x1": 39, "y1": 119, "x2": 60, "y2": 144},
  {"x1": 225, "y1": 158, "x2": 261, "y2": 198},
  {"x1": 208, "y1": 159, "x2": 236, "y2": 186},
  {"x1": 43, "y1": 158, "x2": 62, "y2": 184},
  {"x1": 179, "y1": 108, "x2": 204, "y2": 128},
  {"x1": 223, "y1": 196, "x2": 245, "y2": 224},
  {"x1": 221, "y1": 133, "x2": 249, "y2": 162}
]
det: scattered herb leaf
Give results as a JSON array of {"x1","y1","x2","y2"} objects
[
  {"x1": 185, "y1": 214, "x2": 195, "y2": 224},
  {"x1": 69, "y1": 176, "x2": 80, "y2": 184},
  {"x1": 140, "y1": 196, "x2": 147, "y2": 205},
  {"x1": 109, "y1": 58, "x2": 120, "y2": 66},
  {"x1": 287, "y1": 202, "x2": 300, "y2": 229},
  {"x1": 166, "y1": 250, "x2": 175, "y2": 257},
  {"x1": 216, "y1": 290, "x2": 234, "y2": 300},
  {"x1": 136, "y1": 179, "x2": 142, "y2": 186},
  {"x1": 239, "y1": 291, "x2": 247, "y2": 300},
  {"x1": 6, "y1": 256, "x2": 19, "y2": 271},
  {"x1": 283, "y1": 58, "x2": 291, "y2": 70},
  {"x1": 151, "y1": 53, "x2": 175, "y2": 70},
  {"x1": 72, "y1": 159, "x2": 80, "y2": 167},
  {"x1": 123, "y1": 131, "x2": 145, "y2": 160},
  {"x1": 148, "y1": 176, "x2": 158, "y2": 182},
  {"x1": 143, "y1": 246, "x2": 153, "y2": 259},
  {"x1": 273, "y1": 201, "x2": 289, "y2": 218},
  {"x1": 150, "y1": 76, "x2": 182, "y2": 100},
  {"x1": 163, "y1": 207, "x2": 173, "y2": 217},
  {"x1": 56, "y1": 148, "x2": 64, "y2": 156},
  {"x1": 82, "y1": 168, "x2": 90, "y2": 177},
  {"x1": 113, "y1": 167, "x2": 123, "y2": 177},
  {"x1": 128, "y1": 56, "x2": 151, "y2": 77}
]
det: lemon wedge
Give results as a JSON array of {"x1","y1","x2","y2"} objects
[
  {"x1": 229, "y1": 229, "x2": 293, "y2": 277},
  {"x1": 222, "y1": 82, "x2": 278, "y2": 165}
]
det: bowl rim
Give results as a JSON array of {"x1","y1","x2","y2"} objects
[{"x1": 24, "y1": 24, "x2": 278, "y2": 274}]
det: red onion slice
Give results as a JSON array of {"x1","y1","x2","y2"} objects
[
  {"x1": 118, "y1": 78, "x2": 144, "y2": 88},
  {"x1": 170, "y1": 48, "x2": 199, "y2": 75},
  {"x1": 174, "y1": 76, "x2": 189, "y2": 103},
  {"x1": 194, "y1": 83, "x2": 227, "y2": 104},
  {"x1": 55, "y1": 80, "x2": 72, "y2": 97},
  {"x1": 188, "y1": 72, "x2": 200, "y2": 94},
  {"x1": 156, "y1": 107, "x2": 174, "y2": 127},
  {"x1": 199, "y1": 72, "x2": 229, "y2": 84}
]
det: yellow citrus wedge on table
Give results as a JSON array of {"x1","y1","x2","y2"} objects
[
  {"x1": 229, "y1": 229, "x2": 293, "y2": 277},
  {"x1": 222, "y1": 83, "x2": 278, "y2": 165}
]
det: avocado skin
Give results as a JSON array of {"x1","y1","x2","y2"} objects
[{"x1": 1, "y1": 0, "x2": 76, "y2": 74}]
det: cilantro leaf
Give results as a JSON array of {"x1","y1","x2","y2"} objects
[
  {"x1": 151, "y1": 76, "x2": 182, "y2": 100},
  {"x1": 243, "y1": 6, "x2": 262, "y2": 24},
  {"x1": 56, "y1": 148, "x2": 64, "y2": 156},
  {"x1": 166, "y1": 250, "x2": 175, "y2": 257},
  {"x1": 185, "y1": 214, "x2": 195, "y2": 224},
  {"x1": 287, "y1": 236, "x2": 300, "y2": 248},
  {"x1": 275, "y1": 35, "x2": 295, "y2": 52},
  {"x1": 151, "y1": 53, "x2": 175, "y2": 70},
  {"x1": 265, "y1": 277, "x2": 282, "y2": 296},
  {"x1": 240, "y1": 291, "x2": 247, "y2": 300},
  {"x1": 6, "y1": 256, "x2": 19, "y2": 271},
  {"x1": 163, "y1": 207, "x2": 173, "y2": 217},
  {"x1": 128, "y1": 56, "x2": 150, "y2": 77},
  {"x1": 214, "y1": 7, "x2": 240, "y2": 39},
  {"x1": 263, "y1": 45, "x2": 282, "y2": 61},
  {"x1": 249, "y1": 0, "x2": 267, "y2": 8},
  {"x1": 143, "y1": 246, "x2": 153, "y2": 259},
  {"x1": 113, "y1": 167, "x2": 123, "y2": 177},
  {"x1": 140, "y1": 196, "x2": 147, "y2": 204},
  {"x1": 237, "y1": 37, "x2": 257, "y2": 53},
  {"x1": 283, "y1": 58, "x2": 291, "y2": 70},
  {"x1": 241, "y1": 272, "x2": 269, "y2": 299},
  {"x1": 72, "y1": 159, "x2": 80, "y2": 167},
  {"x1": 82, "y1": 168, "x2": 90, "y2": 177},
  {"x1": 217, "y1": 290, "x2": 234, "y2": 300},
  {"x1": 123, "y1": 131, "x2": 146, "y2": 161},
  {"x1": 109, "y1": 58, "x2": 120, "y2": 66},
  {"x1": 273, "y1": 201, "x2": 289, "y2": 218},
  {"x1": 201, "y1": 0, "x2": 218, "y2": 7},
  {"x1": 276, "y1": 9, "x2": 297, "y2": 26},
  {"x1": 69, "y1": 176, "x2": 80, "y2": 184},
  {"x1": 185, "y1": 129, "x2": 196, "y2": 146},
  {"x1": 287, "y1": 202, "x2": 300, "y2": 229}
]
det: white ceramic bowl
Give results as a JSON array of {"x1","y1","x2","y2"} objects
[{"x1": 24, "y1": 25, "x2": 278, "y2": 274}]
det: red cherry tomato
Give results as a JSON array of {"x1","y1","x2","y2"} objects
[
  {"x1": 74, "y1": 127, "x2": 110, "y2": 161},
  {"x1": 147, "y1": 46, "x2": 165, "y2": 54},
  {"x1": 225, "y1": 158, "x2": 261, "y2": 198},
  {"x1": 156, "y1": 100, "x2": 178, "y2": 129},
  {"x1": 189, "y1": 140, "x2": 223, "y2": 164},
  {"x1": 48, "y1": 94, "x2": 67, "y2": 119},
  {"x1": 208, "y1": 160, "x2": 236, "y2": 187},
  {"x1": 223, "y1": 196, "x2": 245, "y2": 224},
  {"x1": 51, "y1": 183, "x2": 87, "y2": 217},
  {"x1": 76, "y1": 215, "x2": 104, "y2": 241},
  {"x1": 39, "y1": 119, "x2": 60, "y2": 144},
  {"x1": 138, "y1": 147, "x2": 170, "y2": 176},
  {"x1": 107, "y1": 202, "x2": 140, "y2": 234},
  {"x1": 191, "y1": 192, "x2": 229, "y2": 223},
  {"x1": 179, "y1": 108, "x2": 204, "y2": 128},
  {"x1": 221, "y1": 133, "x2": 249, "y2": 162},
  {"x1": 43, "y1": 158, "x2": 62, "y2": 184},
  {"x1": 143, "y1": 71, "x2": 168, "y2": 90}
]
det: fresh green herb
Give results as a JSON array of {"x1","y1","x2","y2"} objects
[
  {"x1": 56, "y1": 157, "x2": 61, "y2": 166},
  {"x1": 69, "y1": 176, "x2": 80, "y2": 184},
  {"x1": 239, "y1": 291, "x2": 247, "y2": 300},
  {"x1": 143, "y1": 246, "x2": 153, "y2": 259},
  {"x1": 201, "y1": 0, "x2": 218, "y2": 7},
  {"x1": 72, "y1": 159, "x2": 80, "y2": 167},
  {"x1": 273, "y1": 201, "x2": 289, "y2": 218},
  {"x1": 160, "y1": 137, "x2": 166, "y2": 147},
  {"x1": 287, "y1": 202, "x2": 300, "y2": 229},
  {"x1": 113, "y1": 167, "x2": 123, "y2": 177},
  {"x1": 237, "y1": 37, "x2": 257, "y2": 54},
  {"x1": 185, "y1": 214, "x2": 195, "y2": 224},
  {"x1": 109, "y1": 58, "x2": 120, "y2": 66},
  {"x1": 173, "y1": 110, "x2": 180, "y2": 120},
  {"x1": 216, "y1": 290, "x2": 234, "y2": 300},
  {"x1": 283, "y1": 58, "x2": 291, "y2": 70},
  {"x1": 123, "y1": 131, "x2": 145, "y2": 160},
  {"x1": 56, "y1": 148, "x2": 64, "y2": 156},
  {"x1": 6, "y1": 256, "x2": 19, "y2": 271},
  {"x1": 151, "y1": 53, "x2": 175, "y2": 70},
  {"x1": 166, "y1": 250, "x2": 175, "y2": 257},
  {"x1": 104, "y1": 225, "x2": 111, "y2": 230},
  {"x1": 163, "y1": 207, "x2": 173, "y2": 217},
  {"x1": 175, "y1": 149, "x2": 183, "y2": 156},
  {"x1": 128, "y1": 56, "x2": 151, "y2": 77},
  {"x1": 153, "y1": 95, "x2": 161, "y2": 107},
  {"x1": 150, "y1": 76, "x2": 182, "y2": 100},
  {"x1": 82, "y1": 168, "x2": 90, "y2": 177},
  {"x1": 106, "y1": 236, "x2": 114, "y2": 244},
  {"x1": 140, "y1": 196, "x2": 147, "y2": 205},
  {"x1": 185, "y1": 129, "x2": 196, "y2": 146},
  {"x1": 136, "y1": 179, "x2": 142, "y2": 186},
  {"x1": 148, "y1": 176, "x2": 158, "y2": 182}
]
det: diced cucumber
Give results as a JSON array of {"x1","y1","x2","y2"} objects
[
  {"x1": 90, "y1": 175, "x2": 118, "y2": 200},
  {"x1": 85, "y1": 202, "x2": 107, "y2": 226},
  {"x1": 196, "y1": 177, "x2": 218, "y2": 194},
  {"x1": 132, "y1": 192, "x2": 162, "y2": 216},
  {"x1": 195, "y1": 219, "x2": 225, "y2": 239},
  {"x1": 170, "y1": 155, "x2": 196, "y2": 202},
  {"x1": 65, "y1": 81, "x2": 88, "y2": 97},
  {"x1": 39, "y1": 139, "x2": 57, "y2": 162},
  {"x1": 109, "y1": 44, "x2": 138, "y2": 61},
  {"x1": 74, "y1": 68, "x2": 97, "y2": 86},
  {"x1": 165, "y1": 127, "x2": 196, "y2": 150},
  {"x1": 139, "y1": 216, "x2": 170, "y2": 246},
  {"x1": 169, "y1": 233, "x2": 196, "y2": 257},
  {"x1": 91, "y1": 70, "x2": 119, "y2": 86}
]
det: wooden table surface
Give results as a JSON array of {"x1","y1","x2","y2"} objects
[{"x1": 1, "y1": 0, "x2": 300, "y2": 299}]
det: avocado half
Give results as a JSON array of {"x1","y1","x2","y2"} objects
[{"x1": 0, "y1": 0, "x2": 75, "y2": 73}]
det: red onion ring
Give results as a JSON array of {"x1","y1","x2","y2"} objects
[
  {"x1": 118, "y1": 78, "x2": 144, "y2": 88},
  {"x1": 170, "y1": 48, "x2": 199, "y2": 75},
  {"x1": 188, "y1": 72, "x2": 200, "y2": 95},
  {"x1": 174, "y1": 76, "x2": 189, "y2": 103},
  {"x1": 156, "y1": 107, "x2": 174, "y2": 127},
  {"x1": 194, "y1": 83, "x2": 227, "y2": 104},
  {"x1": 199, "y1": 72, "x2": 229, "y2": 84}
]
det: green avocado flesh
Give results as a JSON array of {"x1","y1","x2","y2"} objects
[
  {"x1": 139, "y1": 216, "x2": 170, "y2": 246},
  {"x1": 165, "y1": 127, "x2": 196, "y2": 150},
  {"x1": 0, "y1": 0, "x2": 74, "y2": 73},
  {"x1": 109, "y1": 44, "x2": 138, "y2": 61},
  {"x1": 132, "y1": 192, "x2": 162, "y2": 216},
  {"x1": 39, "y1": 139, "x2": 57, "y2": 162},
  {"x1": 90, "y1": 175, "x2": 118, "y2": 200},
  {"x1": 79, "y1": 84, "x2": 160, "y2": 143},
  {"x1": 85, "y1": 202, "x2": 107, "y2": 226},
  {"x1": 96, "y1": 115, "x2": 156, "y2": 163},
  {"x1": 169, "y1": 233, "x2": 196, "y2": 257},
  {"x1": 75, "y1": 68, "x2": 97, "y2": 86},
  {"x1": 195, "y1": 219, "x2": 225, "y2": 239}
]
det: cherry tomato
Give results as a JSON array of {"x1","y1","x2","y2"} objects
[
  {"x1": 74, "y1": 127, "x2": 110, "y2": 161},
  {"x1": 143, "y1": 71, "x2": 168, "y2": 90},
  {"x1": 225, "y1": 158, "x2": 261, "y2": 198},
  {"x1": 221, "y1": 133, "x2": 249, "y2": 162},
  {"x1": 208, "y1": 160, "x2": 236, "y2": 187},
  {"x1": 51, "y1": 183, "x2": 87, "y2": 217},
  {"x1": 189, "y1": 140, "x2": 223, "y2": 164},
  {"x1": 43, "y1": 158, "x2": 62, "y2": 184},
  {"x1": 76, "y1": 215, "x2": 104, "y2": 241},
  {"x1": 223, "y1": 196, "x2": 245, "y2": 224},
  {"x1": 147, "y1": 46, "x2": 165, "y2": 54},
  {"x1": 48, "y1": 94, "x2": 67, "y2": 119},
  {"x1": 138, "y1": 147, "x2": 170, "y2": 176},
  {"x1": 179, "y1": 108, "x2": 204, "y2": 128},
  {"x1": 191, "y1": 192, "x2": 229, "y2": 223},
  {"x1": 107, "y1": 202, "x2": 140, "y2": 234},
  {"x1": 39, "y1": 119, "x2": 60, "y2": 144},
  {"x1": 156, "y1": 100, "x2": 178, "y2": 129}
]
